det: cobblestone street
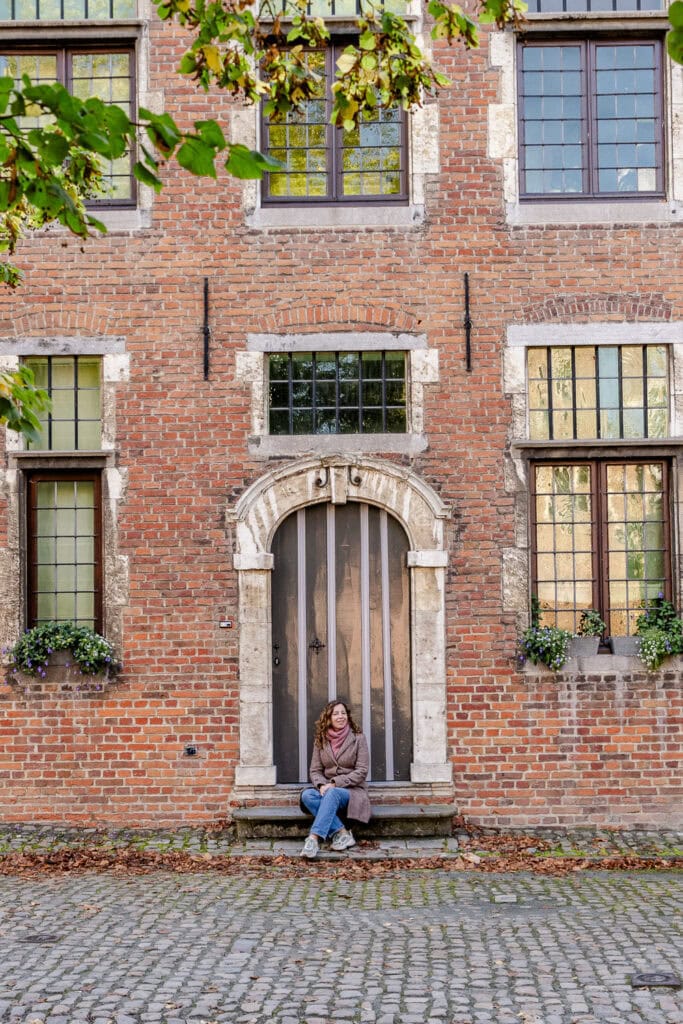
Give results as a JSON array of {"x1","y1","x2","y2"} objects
[{"x1": 0, "y1": 867, "x2": 680, "y2": 1024}]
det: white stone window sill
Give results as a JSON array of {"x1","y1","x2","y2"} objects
[
  {"x1": 507, "y1": 199, "x2": 683, "y2": 227},
  {"x1": 246, "y1": 204, "x2": 425, "y2": 231},
  {"x1": 249, "y1": 433, "x2": 428, "y2": 458}
]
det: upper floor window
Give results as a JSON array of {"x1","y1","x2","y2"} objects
[
  {"x1": 518, "y1": 39, "x2": 664, "y2": 199},
  {"x1": 262, "y1": 44, "x2": 407, "y2": 204},
  {"x1": 528, "y1": 344, "x2": 668, "y2": 440},
  {"x1": 526, "y1": 0, "x2": 663, "y2": 11},
  {"x1": 25, "y1": 356, "x2": 102, "y2": 450},
  {"x1": 269, "y1": 350, "x2": 407, "y2": 434},
  {"x1": 0, "y1": 0, "x2": 134, "y2": 18},
  {"x1": 0, "y1": 46, "x2": 135, "y2": 202}
]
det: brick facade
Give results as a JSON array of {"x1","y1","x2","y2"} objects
[{"x1": 0, "y1": 3, "x2": 681, "y2": 827}]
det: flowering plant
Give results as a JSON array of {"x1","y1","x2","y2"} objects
[
  {"x1": 518, "y1": 597, "x2": 572, "y2": 671},
  {"x1": 4, "y1": 621, "x2": 119, "y2": 679},
  {"x1": 635, "y1": 594, "x2": 683, "y2": 671}
]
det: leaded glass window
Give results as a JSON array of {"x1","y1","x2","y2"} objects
[
  {"x1": 28, "y1": 473, "x2": 102, "y2": 631},
  {"x1": 25, "y1": 356, "x2": 102, "y2": 450},
  {"x1": 269, "y1": 351, "x2": 407, "y2": 433},
  {"x1": 526, "y1": 0, "x2": 662, "y2": 11},
  {"x1": 0, "y1": 47, "x2": 135, "y2": 202},
  {"x1": 518, "y1": 40, "x2": 663, "y2": 198},
  {"x1": 262, "y1": 44, "x2": 407, "y2": 204},
  {"x1": 532, "y1": 460, "x2": 669, "y2": 636},
  {"x1": 528, "y1": 345, "x2": 668, "y2": 440},
  {"x1": 0, "y1": 0, "x2": 135, "y2": 20}
]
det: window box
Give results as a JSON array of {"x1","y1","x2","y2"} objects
[{"x1": 608, "y1": 635, "x2": 641, "y2": 656}]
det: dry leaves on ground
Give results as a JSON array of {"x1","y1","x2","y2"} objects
[{"x1": 0, "y1": 845, "x2": 679, "y2": 880}]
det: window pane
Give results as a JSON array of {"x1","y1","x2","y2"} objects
[
  {"x1": 533, "y1": 463, "x2": 594, "y2": 634},
  {"x1": 527, "y1": 344, "x2": 668, "y2": 440},
  {"x1": 268, "y1": 351, "x2": 406, "y2": 434},
  {"x1": 26, "y1": 356, "x2": 102, "y2": 451},
  {"x1": 520, "y1": 45, "x2": 584, "y2": 195},
  {"x1": 606, "y1": 462, "x2": 666, "y2": 635},
  {"x1": 29, "y1": 476, "x2": 99, "y2": 630}
]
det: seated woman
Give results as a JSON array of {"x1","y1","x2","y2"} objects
[{"x1": 300, "y1": 700, "x2": 371, "y2": 859}]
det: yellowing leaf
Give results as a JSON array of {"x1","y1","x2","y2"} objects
[
  {"x1": 202, "y1": 45, "x2": 222, "y2": 74},
  {"x1": 336, "y1": 53, "x2": 357, "y2": 75}
]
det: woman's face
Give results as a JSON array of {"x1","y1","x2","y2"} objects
[{"x1": 331, "y1": 703, "x2": 349, "y2": 728}]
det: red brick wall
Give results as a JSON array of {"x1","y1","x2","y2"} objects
[{"x1": 0, "y1": 22, "x2": 681, "y2": 827}]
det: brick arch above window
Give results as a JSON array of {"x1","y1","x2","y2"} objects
[
  {"x1": 254, "y1": 302, "x2": 423, "y2": 335},
  {"x1": 518, "y1": 293, "x2": 674, "y2": 323}
]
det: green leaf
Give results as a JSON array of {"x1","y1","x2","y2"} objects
[
  {"x1": 224, "y1": 144, "x2": 281, "y2": 179},
  {"x1": 196, "y1": 119, "x2": 226, "y2": 148},
  {"x1": 133, "y1": 160, "x2": 164, "y2": 191},
  {"x1": 176, "y1": 137, "x2": 218, "y2": 177},
  {"x1": 359, "y1": 30, "x2": 376, "y2": 50},
  {"x1": 667, "y1": 25, "x2": 683, "y2": 62},
  {"x1": 670, "y1": 0, "x2": 683, "y2": 25}
]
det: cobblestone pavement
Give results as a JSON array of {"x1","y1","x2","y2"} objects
[
  {"x1": 0, "y1": 825, "x2": 682, "y2": 861},
  {"x1": 0, "y1": 866, "x2": 681, "y2": 1024}
]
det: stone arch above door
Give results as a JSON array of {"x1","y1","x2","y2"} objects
[{"x1": 231, "y1": 456, "x2": 453, "y2": 793}]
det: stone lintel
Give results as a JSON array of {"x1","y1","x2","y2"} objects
[
  {"x1": 234, "y1": 553, "x2": 274, "y2": 571},
  {"x1": 407, "y1": 550, "x2": 449, "y2": 568}
]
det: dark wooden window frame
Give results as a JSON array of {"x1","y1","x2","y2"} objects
[
  {"x1": 261, "y1": 39, "x2": 409, "y2": 206},
  {"x1": 530, "y1": 454, "x2": 672, "y2": 636},
  {"x1": 517, "y1": 34, "x2": 665, "y2": 201},
  {"x1": 525, "y1": 0, "x2": 664, "y2": 12},
  {"x1": 26, "y1": 469, "x2": 104, "y2": 632},
  {"x1": 268, "y1": 350, "x2": 408, "y2": 434},
  {"x1": 1, "y1": 41, "x2": 137, "y2": 207}
]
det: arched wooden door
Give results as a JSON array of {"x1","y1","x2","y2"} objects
[{"x1": 271, "y1": 501, "x2": 412, "y2": 783}]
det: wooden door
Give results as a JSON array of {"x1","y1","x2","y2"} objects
[{"x1": 271, "y1": 502, "x2": 412, "y2": 783}]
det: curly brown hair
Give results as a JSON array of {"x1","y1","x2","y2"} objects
[{"x1": 313, "y1": 700, "x2": 360, "y2": 748}]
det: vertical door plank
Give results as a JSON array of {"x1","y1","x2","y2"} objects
[
  {"x1": 387, "y1": 512, "x2": 412, "y2": 780},
  {"x1": 367, "y1": 505, "x2": 387, "y2": 781},
  {"x1": 305, "y1": 504, "x2": 329, "y2": 774},
  {"x1": 334, "y1": 504, "x2": 363, "y2": 716},
  {"x1": 272, "y1": 511, "x2": 300, "y2": 783}
]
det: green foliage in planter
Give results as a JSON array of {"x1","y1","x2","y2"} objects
[
  {"x1": 4, "y1": 622, "x2": 119, "y2": 679},
  {"x1": 577, "y1": 609, "x2": 606, "y2": 638},
  {"x1": 635, "y1": 594, "x2": 683, "y2": 670}
]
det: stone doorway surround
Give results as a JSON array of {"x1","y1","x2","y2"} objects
[{"x1": 230, "y1": 456, "x2": 453, "y2": 800}]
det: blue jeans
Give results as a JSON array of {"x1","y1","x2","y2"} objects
[{"x1": 300, "y1": 787, "x2": 350, "y2": 840}]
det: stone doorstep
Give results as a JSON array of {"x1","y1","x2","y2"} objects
[{"x1": 232, "y1": 803, "x2": 457, "y2": 840}]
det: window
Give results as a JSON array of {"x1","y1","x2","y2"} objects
[
  {"x1": 268, "y1": 350, "x2": 407, "y2": 434},
  {"x1": 528, "y1": 344, "x2": 668, "y2": 439},
  {"x1": 0, "y1": 0, "x2": 134, "y2": 17},
  {"x1": 0, "y1": 46, "x2": 135, "y2": 203},
  {"x1": 25, "y1": 356, "x2": 102, "y2": 450},
  {"x1": 262, "y1": 45, "x2": 407, "y2": 204},
  {"x1": 21, "y1": 357, "x2": 103, "y2": 630},
  {"x1": 533, "y1": 460, "x2": 670, "y2": 636},
  {"x1": 526, "y1": 0, "x2": 663, "y2": 11},
  {"x1": 518, "y1": 39, "x2": 664, "y2": 198},
  {"x1": 528, "y1": 343, "x2": 673, "y2": 636},
  {"x1": 27, "y1": 472, "x2": 102, "y2": 630}
]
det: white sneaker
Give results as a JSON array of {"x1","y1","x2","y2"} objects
[
  {"x1": 330, "y1": 828, "x2": 356, "y2": 852},
  {"x1": 300, "y1": 834, "x2": 319, "y2": 859}
]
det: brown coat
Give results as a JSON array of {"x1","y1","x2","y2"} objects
[{"x1": 309, "y1": 731, "x2": 372, "y2": 823}]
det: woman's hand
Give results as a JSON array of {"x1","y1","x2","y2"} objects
[{"x1": 320, "y1": 783, "x2": 335, "y2": 795}]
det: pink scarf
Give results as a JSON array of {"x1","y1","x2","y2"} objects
[{"x1": 328, "y1": 723, "x2": 350, "y2": 758}]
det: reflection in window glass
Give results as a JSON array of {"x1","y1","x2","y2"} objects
[
  {"x1": 533, "y1": 460, "x2": 669, "y2": 636},
  {"x1": 528, "y1": 344, "x2": 668, "y2": 440},
  {"x1": 0, "y1": 0, "x2": 135, "y2": 18},
  {"x1": 30, "y1": 476, "x2": 100, "y2": 630},
  {"x1": 25, "y1": 356, "x2": 101, "y2": 451},
  {"x1": 519, "y1": 39, "x2": 662, "y2": 197},
  {"x1": 269, "y1": 351, "x2": 407, "y2": 434}
]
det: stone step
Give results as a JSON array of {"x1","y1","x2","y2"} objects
[{"x1": 232, "y1": 802, "x2": 457, "y2": 840}]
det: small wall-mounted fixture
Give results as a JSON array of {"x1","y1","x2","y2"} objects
[
  {"x1": 219, "y1": 619, "x2": 233, "y2": 629},
  {"x1": 184, "y1": 744, "x2": 198, "y2": 757}
]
